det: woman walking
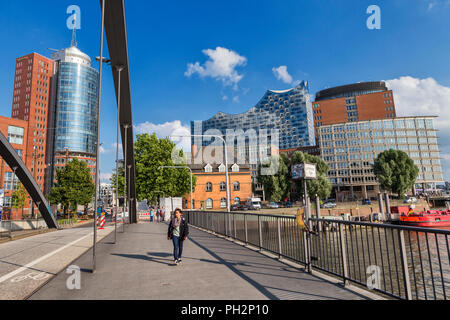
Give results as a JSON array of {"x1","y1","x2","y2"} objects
[{"x1": 167, "y1": 208, "x2": 189, "y2": 265}]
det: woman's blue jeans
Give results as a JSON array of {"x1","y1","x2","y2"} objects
[{"x1": 172, "y1": 236, "x2": 184, "y2": 261}]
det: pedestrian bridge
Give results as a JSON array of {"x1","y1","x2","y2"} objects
[{"x1": 26, "y1": 220, "x2": 374, "y2": 300}]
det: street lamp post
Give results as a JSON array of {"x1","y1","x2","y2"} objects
[
  {"x1": 92, "y1": 0, "x2": 106, "y2": 273},
  {"x1": 114, "y1": 65, "x2": 125, "y2": 243},
  {"x1": 158, "y1": 166, "x2": 193, "y2": 210},
  {"x1": 171, "y1": 134, "x2": 230, "y2": 212}
]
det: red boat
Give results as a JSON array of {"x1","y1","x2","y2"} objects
[{"x1": 399, "y1": 210, "x2": 450, "y2": 228}]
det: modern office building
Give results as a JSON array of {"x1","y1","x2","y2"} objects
[
  {"x1": 318, "y1": 116, "x2": 444, "y2": 201},
  {"x1": 47, "y1": 46, "x2": 99, "y2": 187},
  {"x1": 312, "y1": 81, "x2": 396, "y2": 137},
  {"x1": 11, "y1": 52, "x2": 54, "y2": 195},
  {"x1": 0, "y1": 116, "x2": 29, "y2": 218}
]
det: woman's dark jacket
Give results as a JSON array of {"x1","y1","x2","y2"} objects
[{"x1": 168, "y1": 217, "x2": 189, "y2": 240}]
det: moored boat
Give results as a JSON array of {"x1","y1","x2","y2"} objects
[{"x1": 399, "y1": 210, "x2": 450, "y2": 227}]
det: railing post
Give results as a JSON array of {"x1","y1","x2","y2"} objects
[
  {"x1": 339, "y1": 223, "x2": 349, "y2": 286},
  {"x1": 233, "y1": 213, "x2": 237, "y2": 239},
  {"x1": 277, "y1": 217, "x2": 282, "y2": 259},
  {"x1": 398, "y1": 229, "x2": 413, "y2": 300},
  {"x1": 224, "y1": 212, "x2": 227, "y2": 236},
  {"x1": 258, "y1": 215, "x2": 262, "y2": 250},
  {"x1": 244, "y1": 214, "x2": 248, "y2": 245}
]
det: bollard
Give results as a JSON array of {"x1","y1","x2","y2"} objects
[
  {"x1": 377, "y1": 192, "x2": 384, "y2": 220},
  {"x1": 384, "y1": 192, "x2": 390, "y2": 218},
  {"x1": 315, "y1": 195, "x2": 322, "y2": 232}
]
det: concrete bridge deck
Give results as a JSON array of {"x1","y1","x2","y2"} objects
[{"x1": 25, "y1": 221, "x2": 380, "y2": 300}]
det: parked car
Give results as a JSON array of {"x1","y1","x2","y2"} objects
[
  {"x1": 284, "y1": 201, "x2": 293, "y2": 208},
  {"x1": 231, "y1": 204, "x2": 240, "y2": 211},
  {"x1": 362, "y1": 199, "x2": 372, "y2": 205},
  {"x1": 321, "y1": 201, "x2": 337, "y2": 209},
  {"x1": 268, "y1": 202, "x2": 280, "y2": 209},
  {"x1": 238, "y1": 204, "x2": 249, "y2": 211},
  {"x1": 403, "y1": 197, "x2": 418, "y2": 204}
]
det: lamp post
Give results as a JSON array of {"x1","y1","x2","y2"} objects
[
  {"x1": 123, "y1": 124, "x2": 130, "y2": 228},
  {"x1": 171, "y1": 134, "x2": 230, "y2": 212},
  {"x1": 158, "y1": 166, "x2": 193, "y2": 210},
  {"x1": 92, "y1": 0, "x2": 106, "y2": 273},
  {"x1": 113, "y1": 64, "x2": 125, "y2": 243}
]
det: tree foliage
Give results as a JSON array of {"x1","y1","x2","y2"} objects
[
  {"x1": 134, "y1": 133, "x2": 196, "y2": 203},
  {"x1": 373, "y1": 149, "x2": 419, "y2": 198},
  {"x1": 12, "y1": 182, "x2": 27, "y2": 212},
  {"x1": 257, "y1": 153, "x2": 291, "y2": 202},
  {"x1": 48, "y1": 158, "x2": 95, "y2": 211}
]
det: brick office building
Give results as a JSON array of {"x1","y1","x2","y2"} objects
[
  {"x1": 185, "y1": 163, "x2": 252, "y2": 210},
  {"x1": 0, "y1": 116, "x2": 29, "y2": 218},
  {"x1": 11, "y1": 53, "x2": 54, "y2": 195},
  {"x1": 312, "y1": 81, "x2": 396, "y2": 138}
]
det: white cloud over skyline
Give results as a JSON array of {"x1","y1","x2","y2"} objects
[
  {"x1": 386, "y1": 76, "x2": 450, "y2": 180},
  {"x1": 185, "y1": 47, "x2": 247, "y2": 88},
  {"x1": 272, "y1": 65, "x2": 293, "y2": 84},
  {"x1": 134, "y1": 120, "x2": 191, "y2": 152}
]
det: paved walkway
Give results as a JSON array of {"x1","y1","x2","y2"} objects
[
  {"x1": 29, "y1": 221, "x2": 373, "y2": 300},
  {"x1": 0, "y1": 222, "x2": 115, "y2": 300}
]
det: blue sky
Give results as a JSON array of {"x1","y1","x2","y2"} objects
[{"x1": 0, "y1": 0, "x2": 450, "y2": 182}]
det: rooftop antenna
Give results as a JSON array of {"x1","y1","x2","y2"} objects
[{"x1": 71, "y1": 14, "x2": 77, "y2": 47}]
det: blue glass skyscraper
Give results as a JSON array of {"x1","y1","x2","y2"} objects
[{"x1": 48, "y1": 46, "x2": 99, "y2": 183}]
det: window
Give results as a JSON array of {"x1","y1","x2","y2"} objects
[
  {"x1": 8, "y1": 126, "x2": 24, "y2": 145},
  {"x1": 204, "y1": 164, "x2": 212, "y2": 173},
  {"x1": 218, "y1": 164, "x2": 226, "y2": 172},
  {"x1": 206, "y1": 182, "x2": 212, "y2": 192},
  {"x1": 220, "y1": 182, "x2": 226, "y2": 191},
  {"x1": 220, "y1": 198, "x2": 227, "y2": 208},
  {"x1": 234, "y1": 197, "x2": 240, "y2": 205},
  {"x1": 206, "y1": 198, "x2": 213, "y2": 209},
  {"x1": 233, "y1": 182, "x2": 240, "y2": 191}
]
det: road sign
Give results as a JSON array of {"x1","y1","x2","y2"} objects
[{"x1": 292, "y1": 163, "x2": 317, "y2": 180}]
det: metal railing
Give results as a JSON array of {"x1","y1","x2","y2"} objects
[{"x1": 186, "y1": 210, "x2": 450, "y2": 300}]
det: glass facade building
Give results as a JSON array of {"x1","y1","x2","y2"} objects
[
  {"x1": 318, "y1": 116, "x2": 444, "y2": 200},
  {"x1": 191, "y1": 81, "x2": 315, "y2": 157},
  {"x1": 47, "y1": 46, "x2": 99, "y2": 185},
  {"x1": 53, "y1": 54, "x2": 99, "y2": 155}
]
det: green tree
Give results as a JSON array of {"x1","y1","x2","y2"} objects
[
  {"x1": 48, "y1": 158, "x2": 95, "y2": 215},
  {"x1": 291, "y1": 151, "x2": 332, "y2": 201},
  {"x1": 12, "y1": 182, "x2": 27, "y2": 217},
  {"x1": 373, "y1": 149, "x2": 419, "y2": 198},
  {"x1": 134, "y1": 133, "x2": 196, "y2": 204},
  {"x1": 257, "y1": 153, "x2": 291, "y2": 202}
]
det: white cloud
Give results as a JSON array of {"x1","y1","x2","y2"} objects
[
  {"x1": 272, "y1": 66, "x2": 293, "y2": 84},
  {"x1": 134, "y1": 120, "x2": 191, "y2": 152},
  {"x1": 222, "y1": 95, "x2": 228, "y2": 101},
  {"x1": 185, "y1": 47, "x2": 247, "y2": 88},
  {"x1": 233, "y1": 96, "x2": 240, "y2": 103},
  {"x1": 99, "y1": 145, "x2": 107, "y2": 154}
]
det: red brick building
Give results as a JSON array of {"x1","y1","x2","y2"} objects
[
  {"x1": 312, "y1": 81, "x2": 396, "y2": 137},
  {"x1": 0, "y1": 116, "x2": 29, "y2": 218},
  {"x1": 185, "y1": 163, "x2": 252, "y2": 210},
  {"x1": 11, "y1": 53, "x2": 54, "y2": 206}
]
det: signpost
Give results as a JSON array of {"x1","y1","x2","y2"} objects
[{"x1": 291, "y1": 163, "x2": 317, "y2": 274}]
